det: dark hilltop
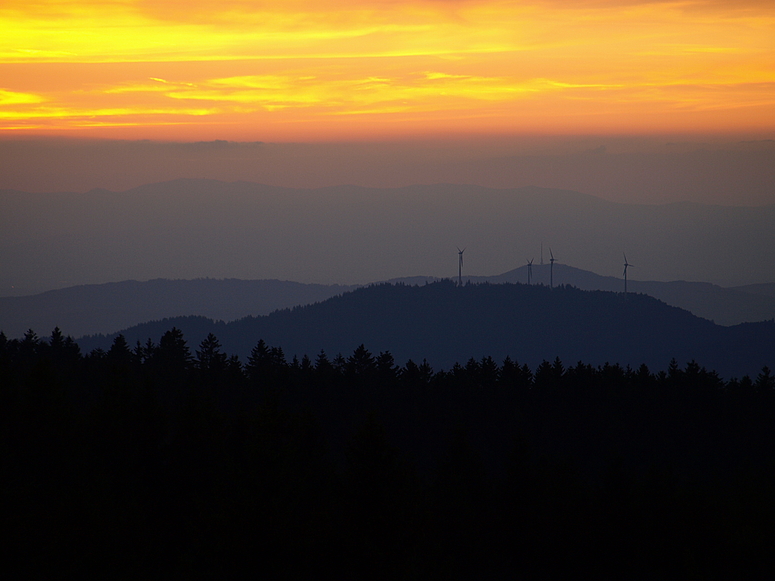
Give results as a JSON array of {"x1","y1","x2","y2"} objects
[{"x1": 78, "y1": 280, "x2": 774, "y2": 380}]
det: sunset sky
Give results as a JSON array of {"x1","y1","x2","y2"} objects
[{"x1": 2, "y1": 0, "x2": 774, "y2": 140}]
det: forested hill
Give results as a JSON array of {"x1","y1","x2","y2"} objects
[
  {"x1": 78, "y1": 281, "x2": 775, "y2": 379},
  {"x1": 3, "y1": 267, "x2": 773, "y2": 340}
]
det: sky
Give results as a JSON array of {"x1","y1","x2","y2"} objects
[
  {"x1": 2, "y1": 1, "x2": 774, "y2": 140},
  {"x1": 1, "y1": 1, "x2": 774, "y2": 201},
  {"x1": 1, "y1": 0, "x2": 775, "y2": 292}
]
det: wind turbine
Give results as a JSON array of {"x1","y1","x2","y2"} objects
[
  {"x1": 623, "y1": 252, "x2": 633, "y2": 294},
  {"x1": 457, "y1": 247, "x2": 466, "y2": 287},
  {"x1": 549, "y1": 248, "x2": 556, "y2": 288},
  {"x1": 526, "y1": 258, "x2": 534, "y2": 285}
]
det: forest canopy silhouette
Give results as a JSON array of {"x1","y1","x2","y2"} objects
[{"x1": 3, "y1": 310, "x2": 775, "y2": 576}]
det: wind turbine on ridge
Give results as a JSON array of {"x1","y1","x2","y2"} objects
[
  {"x1": 457, "y1": 247, "x2": 466, "y2": 287},
  {"x1": 623, "y1": 252, "x2": 633, "y2": 294},
  {"x1": 549, "y1": 248, "x2": 556, "y2": 288},
  {"x1": 526, "y1": 258, "x2": 533, "y2": 285}
]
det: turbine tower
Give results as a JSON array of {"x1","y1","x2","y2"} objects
[
  {"x1": 623, "y1": 252, "x2": 633, "y2": 294},
  {"x1": 549, "y1": 248, "x2": 556, "y2": 288},
  {"x1": 457, "y1": 247, "x2": 466, "y2": 287},
  {"x1": 526, "y1": 258, "x2": 534, "y2": 285}
]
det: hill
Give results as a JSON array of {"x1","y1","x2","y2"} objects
[
  {"x1": 4, "y1": 262, "x2": 775, "y2": 339},
  {"x1": 77, "y1": 281, "x2": 775, "y2": 380},
  {"x1": 731, "y1": 282, "x2": 775, "y2": 298}
]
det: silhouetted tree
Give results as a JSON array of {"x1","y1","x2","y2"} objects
[
  {"x1": 0, "y1": 331, "x2": 10, "y2": 385},
  {"x1": 418, "y1": 359, "x2": 434, "y2": 384},
  {"x1": 226, "y1": 354, "x2": 245, "y2": 386},
  {"x1": 599, "y1": 362, "x2": 626, "y2": 392},
  {"x1": 499, "y1": 356, "x2": 519, "y2": 388},
  {"x1": 246, "y1": 339, "x2": 271, "y2": 385},
  {"x1": 566, "y1": 361, "x2": 596, "y2": 391},
  {"x1": 312, "y1": 350, "x2": 336, "y2": 388},
  {"x1": 347, "y1": 344, "x2": 376, "y2": 380},
  {"x1": 18, "y1": 328, "x2": 40, "y2": 367},
  {"x1": 667, "y1": 358, "x2": 682, "y2": 385},
  {"x1": 332, "y1": 353, "x2": 346, "y2": 375},
  {"x1": 479, "y1": 356, "x2": 499, "y2": 388},
  {"x1": 517, "y1": 363, "x2": 533, "y2": 389},
  {"x1": 633, "y1": 363, "x2": 653, "y2": 390},
  {"x1": 375, "y1": 351, "x2": 398, "y2": 383},
  {"x1": 534, "y1": 358, "x2": 564, "y2": 389},
  {"x1": 196, "y1": 333, "x2": 228, "y2": 389},
  {"x1": 270, "y1": 346, "x2": 287, "y2": 369},
  {"x1": 107, "y1": 334, "x2": 135, "y2": 366},
  {"x1": 299, "y1": 354, "x2": 314, "y2": 375},
  {"x1": 755, "y1": 366, "x2": 774, "y2": 390},
  {"x1": 400, "y1": 359, "x2": 421, "y2": 386},
  {"x1": 154, "y1": 327, "x2": 192, "y2": 378},
  {"x1": 42, "y1": 327, "x2": 81, "y2": 378}
]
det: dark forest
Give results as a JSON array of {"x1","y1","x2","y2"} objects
[{"x1": 3, "y1": 324, "x2": 775, "y2": 578}]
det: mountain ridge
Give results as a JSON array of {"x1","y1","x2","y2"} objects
[
  {"x1": 75, "y1": 280, "x2": 775, "y2": 380},
  {"x1": 3, "y1": 265, "x2": 775, "y2": 339},
  {"x1": 3, "y1": 179, "x2": 775, "y2": 293}
]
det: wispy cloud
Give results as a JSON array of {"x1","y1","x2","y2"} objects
[
  {"x1": 1, "y1": 1, "x2": 773, "y2": 137},
  {"x1": 0, "y1": 89, "x2": 45, "y2": 105}
]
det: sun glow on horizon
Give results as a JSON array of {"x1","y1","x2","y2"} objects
[{"x1": 1, "y1": 1, "x2": 774, "y2": 139}]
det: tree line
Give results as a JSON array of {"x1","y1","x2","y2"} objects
[
  {"x1": 5, "y1": 325, "x2": 772, "y2": 393},
  {"x1": 3, "y1": 326, "x2": 775, "y2": 578}
]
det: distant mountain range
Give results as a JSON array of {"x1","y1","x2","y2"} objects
[
  {"x1": 0, "y1": 278, "x2": 357, "y2": 339},
  {"x1": 75, "y1": 281, "x2": 775, "y2": 380},
  {"x1": 1, "y1": 264, "x2": 773, "y2": 340},
  {"x1": 474, "y1": 264, "x2": 775, "y2": 326},
  {"x1": 3, "y1": 180, "x2": 775, "y2": 295}
]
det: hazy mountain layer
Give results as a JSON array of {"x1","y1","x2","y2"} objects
[
  {"x1": 478, "y1": 264, "x2": 775, "y2": 326},
  {"x1": 731, "y1": 282, "x2": 775, "y2": 298},
  {"x1": 3, "y1": 264, "x2": 774, "y2": 339},
  {"x1": 77, "y1": 281, "x2": 775, "y2": 380},
  {"x1": 0, "y1": 278, "x2": 355, "y2": 339},
  {"x1": 3, "y1": 180, "x2": 775, "y2": 296}
]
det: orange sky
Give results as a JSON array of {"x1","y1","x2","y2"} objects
[{"x1": 2, "y1": 0, "x2": 774, "y2": 140}]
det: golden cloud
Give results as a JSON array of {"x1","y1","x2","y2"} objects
[
  {"x1": 0, "y1": 0, "x2": 772, "y2": 137},
  {"x1": 0, "y1": 89, "x2": 46, "y2": 105}
]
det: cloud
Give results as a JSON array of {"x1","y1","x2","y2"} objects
[
  {"x1": 1, "y1": 0, "x2": 773, "y2": 137},
  {"x1": 0, "y1": 105, "x2": 215, "y2": 122},
  {"x1": 0, "y1": 89, "x2": 45, "y2": 105}
]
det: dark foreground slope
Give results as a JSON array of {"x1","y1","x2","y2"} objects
[
  {"x1": 5, "y1": 311, "x2": 775, "y2": 578},
  {"x1": 79, "y1": 281, "x2": 775, "y2": 379}
]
